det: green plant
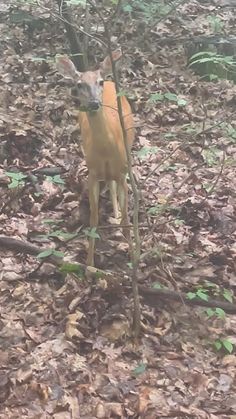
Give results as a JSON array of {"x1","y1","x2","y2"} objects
[
  {"x1": 182, "y1": 124, "x2": 199, "y2": 134},
  {"x1": 147, "y1": 205, "x2": 164, "y2": 216},
  {"x1": 205, "y1": 307, "x2": 225, "y2": 319},
  {"x1": 37, "y1": 248, "x2": 65, "y2": 259},
  {"x1": 122, "y1": 0, "x2": 171, "y2": 21},
  {"x1": 223, "y1": 289, "x2": 233, "y2": 303},
  {"x1": 207, "y1": 15, "x2": 224, "y2": 33},
  {"x1": 214, "y1": 338, "x2": 234, "y2": 353},
  {"x1": 201, "y1": 283, "x2": 233, "y2": 305},
  {"x1": 189, "y1": 51, "x2": 236, "y2": 81},
  {"x1": 137, "y1": 146, "x2": 159, "y2": 160},
  {"x1": 46, "y1": 174, "x2": 65, "y2": 187},
  {"x1": 152, "y1": 282, "x2": 165, "y2": 289},
  {"x1": 203, "y1": 182, "x2": 213, "y2": 193},
  {"x1": 174, "y1": 218, "x2": 185, "y2": 226},
  {"x1": 164, "y1": 133, "x2": 176, "y2": 140},
  {"x1": 189, "y1": 51, "x2": 236, "y2": 68},
  {"x1": 84, "y1": 227, "x2": 100, "y2": 239},
  {"x1": 187, "y1": 288, "x2": 209, "y2": 302},
  {"x1": 165, "y1": 164, "x2": 178, "y2": 172},
  {"x1": 222, "y1": 123, "x2": 236, "y2": 143},
  {"x1": 149, "y1": 92, "x2": 187, "y2": 107},
  {"x1": 39, "y1": 229, "x2": 77, "y2": 241},
  {"x1": 42, "y1": 219, "x2": 64, "y2": 226},
  {"x1": 202, "y1": 147, "x2": 220, "y2": 167},
  {"x1": 132, "y1": 362, "x2": 147, "y2": 376},
  {"x1": 67, "y1": 0, "x2": 86, "y2": 5},
  {"x1": 6, "y1": 171, "x2": 27, "y2": 189},
  {"x1": 60, "y1": 262, "x2": 84, "y2": 278}
]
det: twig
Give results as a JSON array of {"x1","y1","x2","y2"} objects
[
  {"x1": 83, "y1": 0, "x2": 90, "y2": 69},
  {"x1": 86, "y1": 0, "x2": 141, "y2": 338},
  {"x1": 36, "y1": 0, "x2": 107, "y2": 49},
  {"x1": 55, "y1": 0, "x2": 86, "y2": 71},
  {"x1": 196, "y1": 151, "x2": 226, "y2": 209},
  {"x1": 107, "y1": 0, "x2": 122, "y2": 23}
]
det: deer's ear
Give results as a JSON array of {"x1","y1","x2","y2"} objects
[
  {"x1": 100, "y1": 50, "x2": 122, "y2": 77},
  {"x1": 55, "y1": 55, "x2": 79, "y2": 80}
]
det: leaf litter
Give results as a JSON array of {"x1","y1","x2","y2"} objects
[{"x1": 0, "y1": 0, "x2": 236, "y2": 417}]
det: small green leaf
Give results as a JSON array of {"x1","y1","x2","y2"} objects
[
  {"x1": 137, "y1": 146, "x2": 159, "y2": 160},
  {"x1": 46, "y1": 175, "x2": 65, "y2": 185},
  {"x1": 147, "y1": 205, "x2": 163, "y2": 215},
  {"x1": 60, "y1": 262, "x2": 84, "y2": 277},
  {"x1": 123, "y1": 4, "x2": 132, "y2": 12},
  {"x1": 190, "y1": 51, "x2": 215, "y2": 60},
  {"x1": 215, "y1": 308, "x2": 225, "y2": 319},
  {"x1": 222, "y1": 339, "x2": 233, "y2": 353},
  {"x1": 8, "y1": 179, "x2": 20, "y2": 189},
  {"x1": 196, "y1": 290, "x2": 209, "y2": 301},
  {"x1": 67, "y1": 0, "x2": 86, "y2": 5},
  {"x1": 53, "y1": 175, "x2": 65, "y2": 185},
  {"x1": 153, "y1": 282, "x2": 163, "y2": 289},
  {"x1": 84, "y1": 227, "x2": 100, "y2": 239},
  {"x1": 149, "y1": 93, "x2": 164, "y2": 103},
  {"x1": 214, "y1": 340, "x2": 222, "y2": 351},
  {"x1": 177, "y1": 98, "x2": 187, "y2": 107},
  {"x1": 6, "y1": 171, "x2": 27, "y2": 181},
  {"x1": 6, "y1": 171, "x2": 27, "y2": 189},
  {"x1": 164, "y1": 92, "x2": 178, "y2": 102},
  {"x1": 49, "y1": 230, "x2": 77, "y2": 240},
  {"x1": 174, "y1": 218, "x2": 184, "y2": 226},
  {"x1": 37, "y1": 248, "x2": 64, "y2": 259},
  {"x1": 52, "y1": 250, "x2": 64, "y2": 258},
  {"x1": 223, "y1": 289, "x2": 233, "y2": 303},
  {"x1": 187, "y1": 292, "x2": 196, "y2": 300},
  {"x1": 203, "y1": 182, "x2": 212, "y2": 193},
  {"x1": 206, "y1": 308, "x2": 215, "y2": 317},
  {"x1": 37, "y1": 248, "x2": 54, "y2": 258},
  {"x1": 132, "y1": 363, "x2": 147, "y2": 376},
  {"x1": 43, "y1": 219, "x2": 64, "y2": 225},
  {"x1": 166, "y1": 164, "x2": 177, "y2": 172},
  {"x1": 164, "y1": 133, "x2": 176, "y2": 139},
  {"x1": 209, "y1": 74, "x2": 218, "y2": 81}
]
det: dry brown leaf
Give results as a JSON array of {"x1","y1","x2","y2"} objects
[
  {"x1": 16, "y1": 365, "x2": 33, "y2": 383},
  {"x1": 100, "y1": 318, "x2": 130, "y2": 342},
  {"x1": 65, "y1": 312, "x2": 85, "y2": 340}
]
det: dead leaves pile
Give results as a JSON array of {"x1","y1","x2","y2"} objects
[{"x1": 0, "y1": 0, "x2": 236, "y2": 417}]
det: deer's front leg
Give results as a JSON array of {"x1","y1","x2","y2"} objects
[{"x1": 87, "y1": 173, "x2": 100, "y2": 266}]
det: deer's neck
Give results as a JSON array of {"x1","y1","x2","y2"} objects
[{"x1": 86, "y1": 109, "x2": 112, "y2": 147}]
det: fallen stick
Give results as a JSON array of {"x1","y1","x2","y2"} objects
[{"x1": 0, "y1": 235, "x2": 235, "y2": 314}]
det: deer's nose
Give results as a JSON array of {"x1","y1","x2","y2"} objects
[{"x1": 89, "y1": 100, "x2": 100, "y2": 111}]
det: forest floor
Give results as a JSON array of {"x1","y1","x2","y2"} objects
[{"x1": 0, "y1": 0, "x2": 236, "y2": 417}]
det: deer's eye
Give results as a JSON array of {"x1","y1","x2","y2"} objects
[
  {"x1": 98, "y1": 80, "x2": 104, "y2": 86},
  {"x1": 77, "y1": 81, "x2": 83, "y2": 88}
]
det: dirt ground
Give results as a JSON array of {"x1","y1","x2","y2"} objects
[{"x1": 0, "y1": 0, "x2": 236, "y2": 417}]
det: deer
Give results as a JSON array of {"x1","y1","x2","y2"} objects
[{"x1": 56, "y1": 50, "x2": 135, "y2": 266}]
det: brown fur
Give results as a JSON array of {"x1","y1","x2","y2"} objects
[{"x1": 79, "y1": 81, "x2": 134, "y2": 181}]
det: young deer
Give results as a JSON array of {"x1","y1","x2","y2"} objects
[{"x1": 56, "y1": 51, "x2": 134, "y2": 266}]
